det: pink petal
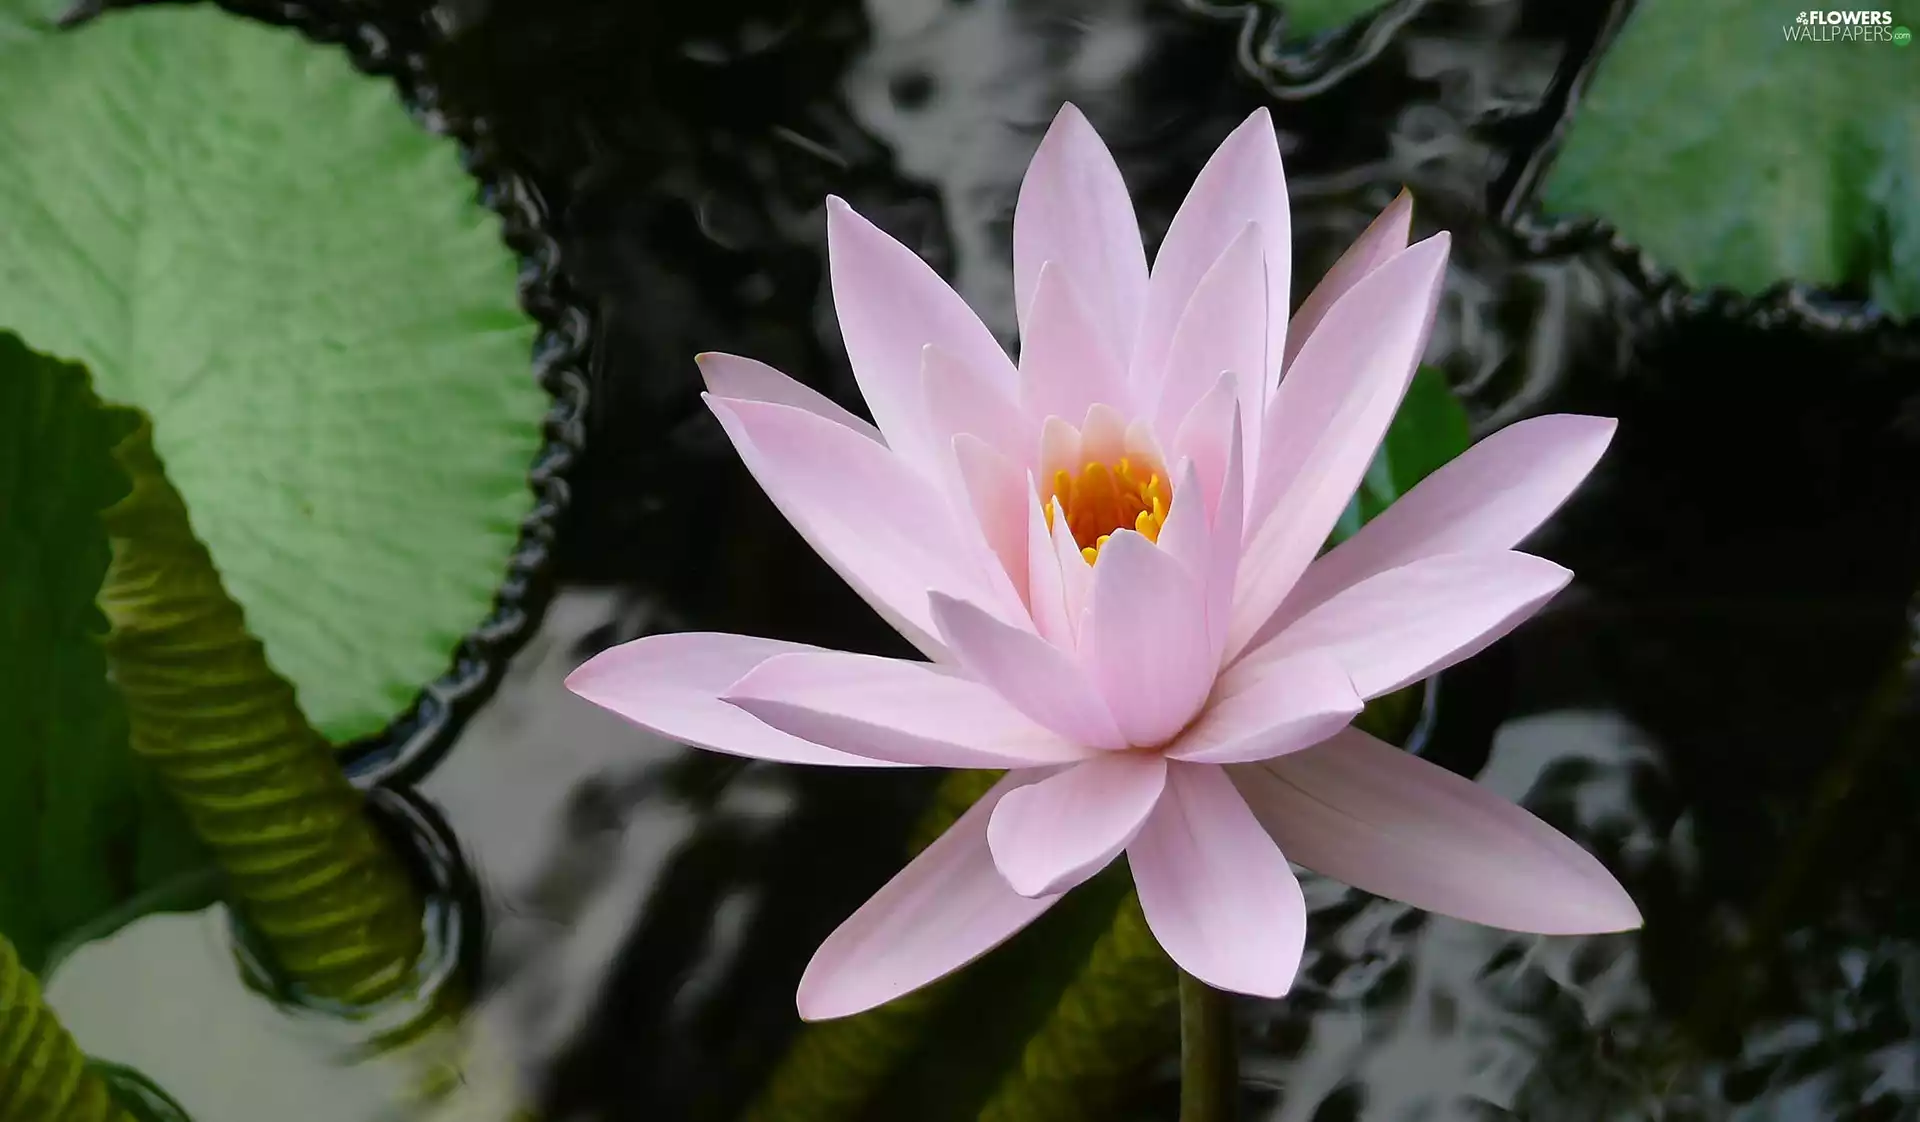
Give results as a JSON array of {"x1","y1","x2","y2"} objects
[
  {"x1": 1078, "y1": 402, "x2": 1129, "y2": 465},
  {"x1": 725, "y1": 651, "x2": 1093, "y2": 769},
  {"x1": 696, "y1": 352, "x2": 883, "y2": 442},
  {"x1": 1153, "y1": 223, "x2": 1270, "y2": 465},
  {"x1": 1168, "y1": 651, "x2": 1360, "y2": 764},
  {"x1": 1049, "y1": 497, "x2": 1095, "y2": 642},
  {"x1": 708, "y1": 396, "x2": 1026, "y2": 657},
  {"x1": 1209, "y1": 411, "x2": 1248, "y2": 667},
  {"x1": 1133, "y1": 109, "x2": 1290, "y2": 405},
  {"x1": 1019, "y1": 264, "x2": 1134, "y2": 425},
  {"x1": 1153, "y1": 459, "x2": 1211, "y2": 589},
  {"x1": 922, "y1": 345, "x2": 1033, "y2": 467},
  {"x1": 826, "y1": 196, "x2": 1018, "y2": 479},
  {"x1": 1127, "y1": 761, "x2": 1306, "y2": 998},
  {"x1": 1266, "y1": 415, "x2": 1617, "y2": 636},
  {"x1": 1242, "y1": 551, "x2": 1571, "y2": 700},
  {"x1": 798, "y1": 772, "x2": 1063, "y2": 1020},
  {"x1": 1282, "y1": 190, "x2": 1413, "y2": 370},
  {"x1": 1170, "y1": 371, "x2": 1240, "y2": 524},
  {"x1": 929, "y1": 592, "x2": 1126, "y2": 750},
  {"x1": 988, "y1": 753, "x2": 1167, "y2": 897},
  {"x1": 1013, "y1": 104, "x2": 1149, "y2": 364},
  {"x1": 565, "y1": 632, "x2": 907, "y2": 768},
  {"x1": 1229, "y1": 234, "x2": 1452, "y2": 660},
  {"x1": 1025, "y1": 484, "x2": 1075, "y2": 649},
  {"x1": 1084, "y1": 531, "x2": 1214, "y2": 746},
  {"x1": 1231, "y1": 727, "x2": 1642, "y2": 934},
  {"x1": 952, "y1": 435, "x2": 1031, "y2": 606}
]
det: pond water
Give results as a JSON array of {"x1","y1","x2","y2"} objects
[{"x1": 43, "y1": 0, "x2": 1920, "y2": 1119}]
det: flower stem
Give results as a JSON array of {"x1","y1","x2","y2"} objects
[
  {"x1": 99, "y1": 418, "x2": 424, "y2": 1007},
  {"x1": 0, "y1": 932, "x2": 132, "y2": 1122},
  {"x1": 1177, "y1": 969, "x2": 1237, "y2": 1122}
]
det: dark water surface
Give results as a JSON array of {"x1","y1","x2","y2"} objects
[{"x1": 52, "y1": 0, "x2": 1920, "y2": 1119}]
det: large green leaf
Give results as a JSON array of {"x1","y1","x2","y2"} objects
[
  {"x1": 1541, "y1": 0, "x2": 1920, "y2": 316},
  {"x1": 0, "y1": 0, "x2": 544, "y2": 742},
  {"x1": 0, "y1": 332, "x2": 214, "y2": 975}
]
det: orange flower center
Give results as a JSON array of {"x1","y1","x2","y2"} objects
[{"x1": 1045, "y1": 457, "x2": 1170, "y2": 563}]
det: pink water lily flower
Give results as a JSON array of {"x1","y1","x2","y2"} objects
[{"x1": 567, "y1": 103, "x2": 1641, "y2": 1020}]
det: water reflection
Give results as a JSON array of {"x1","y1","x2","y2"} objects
[{"x1": 45, "y1": 0, "x2": 1920, "y2": 1117}]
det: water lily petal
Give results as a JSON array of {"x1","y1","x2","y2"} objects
[
  {"x1": 1154, "y1": 459, "x2": 1211, "y2": 588},
  {"x1": 1014, "y1": 103, "x2": 1149, "y2": 364},
  {"x1": 1133, "y1": 109, "x2": 1289, "y2": 405},
  {"x1": 1267, "y1": 415, "x2": 1616, "y2": 636},
  {"x1": 826, "y1": 196, "x2": 1019, "y2": 480},
  {"x1": 798, "y1": 772, "x2": 1063, "y2": 1020},
  {"x1": 1025, "y1": 483, "x2": 1074, "y2": 649},
  {"x1": 708, "y1": 396, "x2": 1026, "y2": 657},
  {"x1": 929, "y1": 591, "x2": 1126, "y2": 750},
  {"x1": 1128, "y1": 761, "x2": 1306, "y2": 997},
  {"x1": 565, "y1": 633, "x2": 907, "y2": 768},
  {"x1": 1169, "y1": 651, "x2": 1360, "y2": 764},
  {"x1": 725, "y1": 651, "x2": 1092, "y2": 768},
  {"x1": 1050, "y1": 496, "x2": 1095, "y2": 642},
  {"x1": 1154, "y1": 223, "x2": 1269, "y2": 466},
  {"x1": 988, "y1": 753, "x2": 1167, "y2": 897},
  {"x1": 1084, "y1": 531, "x2": 1214, "y2": 746},
  {"x1": 1230, "y1": 234, "x2": 1451, "y2": 659},
  {"x1": 696, "y1": 352, "x2": 882, "y2": 442},
  {"x1": 1170, "y1": 371, "x2": 1240, "y2": 524},
  {"x1": 1020, "y1": 263, "x2": 1133, "y2": 424},
  {"x1": 923, "y1": 344, "x2": 1032, "y2": 466},
  {"x1": 1243, "y1": 551, "x2": 1571, "y2": 700},
  {"x1": 1231, "y1": 727, "x2": 1643, "y2": 934},
  {"x1": 1281, "y1": 190, "x2": 1412, "y2": 370},
  {"x1": 952, "y1": 435, "x2": 1031, "y2": 607}
]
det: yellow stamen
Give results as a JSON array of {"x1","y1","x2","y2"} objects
[{"x1": 1045, "y1": 454, "x2": 1171, "y2": 562}]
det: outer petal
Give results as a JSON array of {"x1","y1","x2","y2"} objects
[
  {"x1": 1242, "y1": 551, "x2": 1571, "y2": 700},
  {"x1": 1133, "y1": 109, "x2": 1290, "y2": 404},
  {"x1": 1020, "y1": 264, "x2": 1133, "y2": 424},
  {"x1": 725, "y1": 651, "x2": 1093, "y2": 769},
  {"x1": 798, "y1": 772, "x2": 1062, "y2": 1020},
  {"x1": 696, "y1": 352, "x2": 882, "y2": 442},
  {"x1": 1153, "y1": 223, "x2": 1269, "y2": 465},
  {"x1": 1013, "y1": 104, "x2": 1149, "y2": 363},
  {"x1": 987, "y1": 753, "x2": 1167, "y2": 897},
  {"x1": 827, "y1": 196, "x2": 1019, "y2": 479},
  {"x1": 708, "y1": 396, "x2": 1026, "y2": 657},
  {"x1": 930, "y1": 592, "x2": 1126, "y2": 750},
  {"x1": 1084, "y1": 531, "x2": 1214, "y2": 746},
  {"x1": 1229, "y1": 234, "x2": 1451, "y2": 659},
  {"x1": 1127, "y1": 761, "x2": 1306, "y2": 998},
  {"x1": 1281, "y1": 190, "x2": 1413, "y2": 370},
  {"x1": 565, "y1": 633, "x2": 906, "y2": 767},
  {"x1": 1264, "y1": 415, "x2": 1616, "y2": 637},
  {"x1": 1231, "y1": 727, "x2": 1642, "y2": 934},
  {"x1": 1168, "y1": 651, "x2": 1360, "y2": 764}
]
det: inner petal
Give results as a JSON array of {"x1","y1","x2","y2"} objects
[{"x1": 1046, "y1": 454, "x2": 1172, "y2": 562}]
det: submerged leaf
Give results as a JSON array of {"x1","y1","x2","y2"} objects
[{"x1": 0, "y1": 1, "x2": 544, "y2": 742}]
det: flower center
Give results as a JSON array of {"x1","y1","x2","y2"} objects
[{"x1": 1045, "y1": 457, "x2": 1170, "y2": 563}]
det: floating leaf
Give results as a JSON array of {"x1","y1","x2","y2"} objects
[
  {"x1": 0, "y1": 333, "x2": 214, "y2": 975},
  {"x1": 0, "y1": 0, "x2": 544, "y2": 742},
  {"x1": 1541, "y1": 0, "x2": 1920, "y2": 315}
]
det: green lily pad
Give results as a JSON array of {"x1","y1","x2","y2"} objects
[
  {"x1": 0, "y1": 333, "x2": 214, "y2": 975},
  {"x1": 1541, "y1": 0, "x2": 1920, "y2": 316},
  {"x1": 1261, "y1": 0, "x2": 1391, "y2": 37},
  {"x1": 0, "y1": 0, "x2": 544, "y2": 743}
]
